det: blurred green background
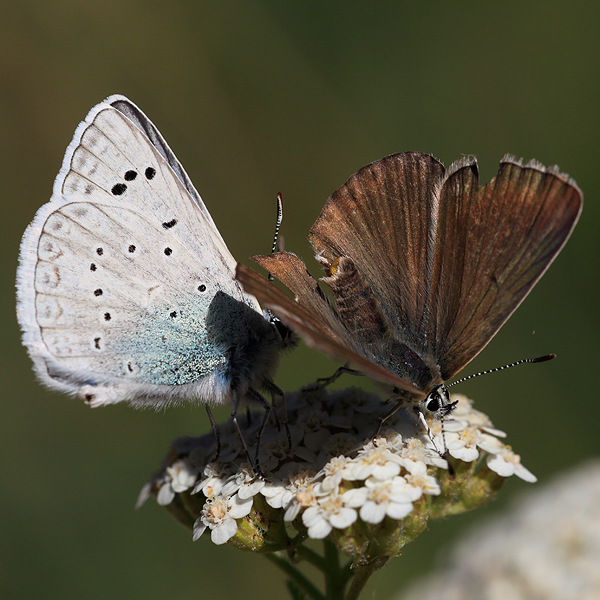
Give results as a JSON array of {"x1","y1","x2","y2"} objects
[{"x1": 1, "y1": 2, "x2": 598, "y2": 599}]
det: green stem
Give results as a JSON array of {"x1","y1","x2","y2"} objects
[
  {"x1": 267, "y1": 540, "x2": 375, "y2": 600},
  {"x1": 287, "y1": 530, "x2": 309, "y2": 555},
  {"x1": 295, "y1": 544, "x2": 330, "y2": 571},
  {"x1": 265, "y1": 552, "x2": 325, "y2": 600},
  {"x1": 323, "y1": 539, "x2": 346, "y2": 600},
  {"x1": 345, "y1": 556, "x2": 389, "y2": 600}
]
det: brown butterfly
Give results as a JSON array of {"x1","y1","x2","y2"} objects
[{"x1": 236, "y1": 152, "x2": 582, "y2": 435}]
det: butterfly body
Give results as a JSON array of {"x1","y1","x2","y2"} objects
[
  {"x1": 17, "y1": 96, "x2": 290, "y2": 410},
  {"x1": 236, "y1": 151, "x2": 582, "y2": 421}
]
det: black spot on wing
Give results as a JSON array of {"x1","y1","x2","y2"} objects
[{"x1": 111, "y1": 183, "x2": 127, "y2": 195}]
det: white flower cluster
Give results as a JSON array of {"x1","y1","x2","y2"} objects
[
  {"x1": 139, "y1": 389, "x2": 536, "y2": 546},
  {"x1": 433, "y1": 397, "x2": 537, "y2": 482}
]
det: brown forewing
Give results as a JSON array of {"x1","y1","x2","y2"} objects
[
  {"x1": 309, "y1": 153, "x2": 447, "y2": 349},
  {"x1": 307, "y1": 153, "x2": 582, "y2": 382}
]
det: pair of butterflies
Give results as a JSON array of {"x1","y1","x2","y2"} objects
[{"x1": 17, "y1": 95, "x2": 583, "y2": 450}]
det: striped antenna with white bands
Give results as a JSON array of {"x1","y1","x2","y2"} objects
[
  {"x1": 446, "y1": 354, "x2": 556, "y2": 389},
  {"x1": 267, "y1": 193, "x2": 284, "y2": 282}
]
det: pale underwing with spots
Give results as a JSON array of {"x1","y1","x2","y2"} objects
[{"x1": 16, "y1": 96, "x2": 294, "y2": 444}]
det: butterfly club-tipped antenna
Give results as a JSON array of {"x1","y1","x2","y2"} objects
[
  {"x1": 264, "y1": 193, "x2": 293, "y2": 343},
  {"x1": 428, "y1": 353, "x2": 556, "y2": 471},
  {"x1": 445, "y1": 353, "x2": 556, "y2": 391},
  {"x1": 254, "y1": 193, "x2": 293, "y2": 459},
  {"x1": 267, "y1": 193, "x2": 284, "y2": 282}
]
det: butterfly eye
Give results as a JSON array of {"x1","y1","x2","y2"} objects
[
  {"x1": 271, "y1": 316, "x2": 296, "y2": 346},
  {"x1": 425, "y1": 385, "x2": 450, "y2": 414},
  {"x1": 426, "y1": 396, "x2": 441, "y2": 412}
]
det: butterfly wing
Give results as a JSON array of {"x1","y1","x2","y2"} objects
[
  {"x1": 428, "y1": 155, "x2": 583, "y2": 379},
  {"x1": 308, "y1": 153, "x2": 447, "y2": 389},
  {"x1": 310, "y1": 152, "x2": 446, "y2": 346},
  {"x1": 17, "y1": 96, "x2": 269, "y2": 407},
  {"x1": 108, "y1": 97, "x2": 225, "y2": 243},
  {"x1": 236, "y1": 260, "x2": 423, "y2": 394},
  {"x1": 309, "y1": 152, "x2": 582, "y2": 383}
]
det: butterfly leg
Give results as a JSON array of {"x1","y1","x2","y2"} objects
[
  {"x1": 262, "y1": 378, "x2": 291, "y2": 451},
  {"x1": 375, "y1": 401, "x2": 453, "y2": 472},
  {"x1": 231, "y1": 390, "x2": 265, "y2": 479},
  {"x1": 412, "y1": 408, "x2": 443, "y2": 455},
  {"x1": 375, "y1": 398, "x2": 438, "y2": 451},
  {"x1": 205, "y1": 405, "x2": 221, "y2": 462},
  {"x1": 247, "y1": 387, "x2": 275, "y2": 478},
  {"x1": 374, "y1": 400, "x2": 403, "y2": 439},
  {"x1": 305, "y1": 364, "x2": 364, "y2": 392}
]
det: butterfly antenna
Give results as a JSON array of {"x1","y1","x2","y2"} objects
[
  {"x1": 264, "y1": 193, "x2": 288, "y2": 332},
  {"x1": 267, "y1": 193, "x2": 284, "y2": 282},
  {"x1": 446, "y1": 354, "x2": 556, "y2": 389}
]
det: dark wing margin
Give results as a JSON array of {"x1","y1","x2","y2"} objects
[
  {"x1": 107, "y1": 96, "x2": 227, "y2": 246},
  {"x1": 109, "y1": 97, "x2": 202, "y2": 206}
]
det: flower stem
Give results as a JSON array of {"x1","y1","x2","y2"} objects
[
  {"x1": 265, "y1": 552, "x2": 325, "y2": 600},
  {"x1": 345, "y1": 556, "x2": 389, "y2": 600},
  {"x1": 323, "y1": 539, "x2": 346, "y2": 599},
  {"x1": 296, "y1": 544, "x2": 330, "y2": 572},
  {"x1": 266, "y1": 540, "x2": 385, "y2": 600}
]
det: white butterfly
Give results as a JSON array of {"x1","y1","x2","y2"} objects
[{"x1": 16, "y1": 95, "x2": 292, "y2": 428}]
